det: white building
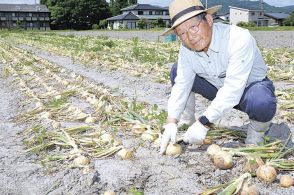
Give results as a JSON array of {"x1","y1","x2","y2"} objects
[
  {"x1": 107, "y1": 4, "x2": 170, "y2": 29},
  {"x1": 229, "y1": 6, "x2": 268, "y2": 26}
]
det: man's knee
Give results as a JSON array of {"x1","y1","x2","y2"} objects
[
  {"x1": 242, "y1": 81, "x2": 277, "y2": 122},
  {"x1": 170, "y1": 62, "x2": 178, "y2": 86}
]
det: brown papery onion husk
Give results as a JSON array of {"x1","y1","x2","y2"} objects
[
  {"x1": 256, "y1": 165, "x2": 277, "y2": 183},
  {"x1": 280, "y1": 175, "x2": 294, "y2": 188}
]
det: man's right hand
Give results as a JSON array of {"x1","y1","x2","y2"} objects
[{"x1": 159, "y1": 123, "x2": 178, "y2": 155}]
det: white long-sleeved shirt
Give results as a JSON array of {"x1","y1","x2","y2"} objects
[{"x1": 168, "y1": 23, "x2": 268, "y2": 123}]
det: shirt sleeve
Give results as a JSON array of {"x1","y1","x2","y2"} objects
[
  {"x1": 168, "y1": 46, "x2": 196, "y2": 120},
  {"x1": 203, "y1": 30, "x2": 255, "y2": 123}
]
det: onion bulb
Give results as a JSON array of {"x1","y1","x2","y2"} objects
[
  {"x1": 100, "y1": 133, "x2": 114, "y2": 144},
  {"x1": 52, "y1": 121, "x2": 61, "y2": 129},
  {"x1": 73, "y1": 155, "x2": 90, "y2": 166},
  {"x1": 240, "y1": 184, "x2": 260, "y2": 195},
  {"x1": 256, "y1": 165, "x2": 277, "y2": 182},
  {"x1": 166, "y1": 143, "x2": 182, "y2": 156},
  {"x1": 117, "y1": 148, "x2": 132, "y2": 160},
  {"x1": 141, "y1": 130, "x2": 157, "y2": 141},
  {"x1": 244, "y1": 155, "x2": 264, "y2": 175},
  {"x1": 103, "y1": 191, "x2": 115, "y2": 195},
  {"x1": 207, "y1": 144, "x2": 222, "y2": 158},
  {"x1": 280, "y1": 175, "x2": 294, "y2": 188},
  {"x1": 40, "y1": 111, "x2": 51, "y2": 119},
  {"x1": 132, "y1": 123, "x2": 147, "y2": 135},
  {"x1": 203, "y1": 138, "x2": 212, "y2": 145},
  {"x1": 213, "y1": 151, "x2": 233, "y2": 169},
  {"x1": 85, "y1": 116, "x2": 96, "y2": 124},
  {"x1": 113, "y1": 139, "x2": 122, "y2": 147}
]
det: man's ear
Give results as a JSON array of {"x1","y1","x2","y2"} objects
[{"x1": 205, "y1": 14, "x2": 213, "y2": 27}]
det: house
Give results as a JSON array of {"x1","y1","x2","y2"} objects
[
  {"x1": 0, "y1": 4, "x2": 50, "y2": 30},
  {"x1": 106, "y1": 4, "x2": 170, "y2": 29},
  {"x1": 264, "y1": 12, "x2": 290, "y2": 26},
  {"x1": 229, "y1": 6, "x2": 268, "y2": 26}
]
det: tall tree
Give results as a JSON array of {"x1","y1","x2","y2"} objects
[
  {"x1": 42, "y1": 0, "x2": 111, "y2": 30},
  {"x1": 109, "y1": 0, "x2": 137, "y2": 16}
]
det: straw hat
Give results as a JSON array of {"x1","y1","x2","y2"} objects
[{"x1": 161, "y1": 0, "x2": 222, "y2": 36}]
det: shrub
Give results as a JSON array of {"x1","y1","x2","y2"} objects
[
  {"x1": 138, "y1": 18, "x2": 147, "y2": 29},
  {"x1": 237, "y1": 21, "x2": 256, "y2": 27}
]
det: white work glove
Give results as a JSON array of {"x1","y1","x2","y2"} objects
[
  {"x1": 183, "y1": 120, "x2": 209, "y2": 144},
  {"x1": 160, "y1": 123, "x2": 178, "y2": 154}
]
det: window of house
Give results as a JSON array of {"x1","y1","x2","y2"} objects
[
  {"x1": 12, "y1": 13, "x2": 15, "y2": 17},
  {"x1": 251, "y1": 12, "x2": 255, "y2": 16},
  {"x1": 165, "y1": 11, "x2": 169, "y2": 15},
  {"x1": 260, "y1": 12, "x2": 263, "y2": 16},
  {"x1": 149, "y1": 11, "x2": 153, "y2": 15},
  {"x1": 155, "y1": 11, "x2": 163, "y2": 15},
  {"x1": 29, "y1": 13, "x2": 32, "y2": 17},
  {"x1": 138, "y1": 11, "x2": 143, "y2": 15}
]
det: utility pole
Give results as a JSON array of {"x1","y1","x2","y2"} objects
[{"x1": 205, "y1": 0, "x2": 208, "y2": 9}]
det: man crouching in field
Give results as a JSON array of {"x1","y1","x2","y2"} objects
[{"x1": 160, "y1": 0, "x2": 277, "y2": 154}]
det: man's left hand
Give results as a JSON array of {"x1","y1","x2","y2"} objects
[{"x1": 183, "y1": 120, "x2": 209, "y2": 144}]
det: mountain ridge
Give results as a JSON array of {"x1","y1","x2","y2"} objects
[{"x1": 200, "y1": 0, "x2": 294, "y2": 14}]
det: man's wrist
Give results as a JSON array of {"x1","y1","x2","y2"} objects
[
  {"x1": 166, "y1": 117, "x2": 177, "y2": 124},
  {"x1": 198, "y1": 115, "x2": 211, "y2": 128}
]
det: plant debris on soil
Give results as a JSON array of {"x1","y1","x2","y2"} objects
[{"x1": 0, "y1": 30, "x2": 293, "y2": 195}]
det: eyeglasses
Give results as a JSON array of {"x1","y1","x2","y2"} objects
[{"x1": 176, "y1": 19, "x2": 202, "y2": 40}]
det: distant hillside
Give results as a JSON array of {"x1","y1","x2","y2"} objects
[{"x1": 200, "y1": 0, "x2": 294, "y2": 14}]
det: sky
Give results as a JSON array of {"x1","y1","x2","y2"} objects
[{"x1": 0, "y1": 0, "x2": 293, "y2": 7}]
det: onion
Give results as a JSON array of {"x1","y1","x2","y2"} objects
[
  {"x1": 244, "y1": 155, "x2": 264, "y2": 175},
  {"x1": 101, "y1": 133, "x2": 114, "y2": 144},
  {"x1": 280, "y1": 175, "x2": 294, "y2": 188},
  {"x1": 141, "y1": 130, "x2": 157, "y2": 141},
  {"x1": 166, "y1": 143, "x2": 182, "y2": 156},
  {"x1": 103, "y1": 191, "x2": 115, "y2": 195},
  {"x1": 203, "y1": 138, "x2": 212, "y2": 145},
  {"x1": 132, "y1": 123, "x2": 147, "y2": 135},
  {"x1": 240, "y1": 184, "x2": 260, "y2": 195},
  {"x1": 40, "y1": 111, "x2": 51, "y2": 119},
  {"x1": 207, "y1": 144, "x2": 222, "y2": 158},
  {"x1": 85, "y1": 116, "x2": 96, "y2": 124},
  {"x1": 213, "y1": 151, "x2": 233, "y2": 169},
  {"x1": 256, "y1": 165, "x2": 277, "y2": 182},
  {"x1": 52, "y1": 121, "x2": 61, "y2": 129},
  {"x1": 73, "y1": 155, "x2": 90, "y2": 166},
  {"x1": 117, "y1": 148, "x2": 132, "y2": 160}
]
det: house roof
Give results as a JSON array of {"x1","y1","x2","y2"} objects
[
  {"x1": 121, "y1": 4, "x2": 168, "y2": 11},
  {"x1": 265, "y1": 12, "x2": 290, "y2": 20},
  {"x1": 106, "y1": 12, "x2": 139, "y2": 21},
  {"x1": 229, "y1": 6, "x2": 263, "y2": 11},
  {"x1": 0, "y1": 4, "x2": 50, "y2": 12}
]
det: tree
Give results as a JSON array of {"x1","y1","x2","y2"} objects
[
  {"x1": 137, "y1": 18, "x2": 147, "y2": 29},
  {"x1": 42, "y1": 0, "x2": 111, "y2": 30},
  {"x1": 283, "y1": 11, "x2": 294, "y2": 26},
  {"x1": 109, "y1": 0, "x2": 137, "y2": 16}
]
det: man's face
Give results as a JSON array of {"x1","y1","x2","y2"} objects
[{"x1": 175, "y1": 14, "x2": 213, "y2": 52}]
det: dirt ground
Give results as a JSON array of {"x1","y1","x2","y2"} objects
[{"x1": 0, "y1": 30, "x2": 294, "y2": 195}]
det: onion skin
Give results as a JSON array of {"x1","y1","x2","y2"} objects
[
  {"x1": 85, "y1": 116, "x2": 96, "y2": 124},
  {"x1": 203, "y1": 138, "x2": 212, "y2": 145},
  {"x1": 101, "y1": 133, "x2": 114, "y2": 144},
  {"x1": 117, "y1": 148, "x2": 132, "y2": 160},
  {"x1": 280, "y1": 175, "x2": 294, "y2": 188},
  {"x1": 166, "y1": 143, "x2": 182, "y2": 156},
  {"x1": 132, "y1": 123, "x2": 147, "y2": 135},
  {"x1": 256, "y1": 165, "x2": 277, "y2": 183},
  {"x1": 73, "y1": 155, "x2": 90, "y2": 166},
  {"x1": 207, "y1": 144, "x2": 222, "y2": 158},
  {"x1": 240, "y1": 185, "x2": 260, "y2": 195},
  {"x1": 244, "y1": 155, "x2": 264, "y2": 176},
  {"x1": 103, "y1": 191, "x2": 115, "y2": 195},
  {"x1": 213, "y1": 151, "x2": 233, "y2": 170}
]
